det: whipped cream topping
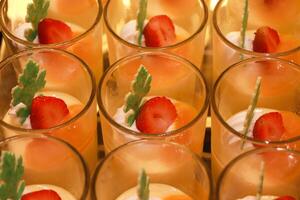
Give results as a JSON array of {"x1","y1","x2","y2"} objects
[
  {"x1": 119, "y1": 20, "x2": 147, "y2": 46},
  {"x1": 14, "y1": 23, "x2": 39, "y2": 43},
  {"x1": 8, "y1": 103, "x2": 32, "y2": 129},
  {"x1": 23, "y1": 184, "x2": 76, "y2": 200},
  {"x1": 238, "y1": 195, "x2": 278, "y2": 200},
  {"x1": 225, "y1": 31, "x2": 256, "y2": 51}
]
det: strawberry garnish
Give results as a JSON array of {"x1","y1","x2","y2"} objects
[
  {"x1": 252, "y1": 26, "x2": 280, "y2": 53},
  {"x1": 30, "y1": 96, "x2": 69, "y2": 129},
  {"x1": 136, "y1": 97, "x2": 177, "y2": 134},
  {"x1": 38, "y1": 18, "x2": 73, "y2": 44},
  {"x1": 21, "y1": 190, "x2": 62, "y2": 200},
  {"x1": 275, "y1": 196, "x2": 296, "y2": 200},
  {"x1": 143, "y1": 15, "x2": 176, "y2": 47},
  {"x1": 253, "y1": 112, "x2": 285, "y2": 144}
]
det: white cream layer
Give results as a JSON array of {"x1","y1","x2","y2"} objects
[
  {"x1": 23, "y1": 184, "x2": 76, "y2": 200},
  {"x1": 238, "y1": 195, "x2": 278, "y2": 200},
  {"x1": 225, "y1": 31, "x2": 256, "y2": 51},
  {"x1": 116, "y1": 183, "x2": 190, "y2": 200}
]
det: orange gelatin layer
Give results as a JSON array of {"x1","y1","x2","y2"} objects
[
  {"x1": 163, "y1": 194, "x2": 193, "y2": 200},
  {"x1": 281, "y1": 111, "x2": 300, "y2": 146}
]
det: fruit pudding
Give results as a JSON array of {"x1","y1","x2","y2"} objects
[
  {"x1": 116, "y1": 183, "x2": 192, "y2": 200},
  {"x1": 105, "y1": 0, "x2": 207, "y2": 69},
  {"x1": 2, "y1": 0, "x2": 102, "y2": 81},
  {"x1": 212, "y1": 108, "x2": 300, "y2": 182},
  {"x1": 100, "y1": 66, "x2": 207, "y2": 154},
  {"x1": 1, "y1": 59, "x2": 97, "y2": 172}
]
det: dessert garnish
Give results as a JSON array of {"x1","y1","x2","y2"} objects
[
  {"x1": 123, "y1": 66, "x2": 177, "y2": 133},
  {"x1": 10, "y1": 60, "x2": 69, "y2": 129},
  {"x1": 136, "y1": 0, "x2": 148, "y2": 46},
  {"x1": 256, "y1": 162, "x2": 265, "y2": 200},
  {"x1": 11, "y1": 60, "x2": 46, "y2": 124},
  {"x1": 24, "y1": 0, "x2": 72, "y2": 44},
  {"x1": 240, "y1": 0, "x2": 249, "y2": 49},
  {"x1": 124, "y1": 65, "x2": 152, "y2": 126},
  {"x1": 252, "y1": 26, "x2": 280, "y2": 53},
  {"x1": 137, "y1": 169, "x2": 150, "y2": 200},
  {"x1": 135, "y1": 0, "x2": 176, "y2": 47},
  {"x1": 25, "y1": 0, "x2": 50, "y2": 42},
  {"x1": 240, "y1": 76, "x2": 261, "y2": 149},
  {"x1": 0, "y1": 151, "x2": 25, "y2": 200},
  {"x1": 0, "y1": 151, "x2": 62, "y2": 200}
]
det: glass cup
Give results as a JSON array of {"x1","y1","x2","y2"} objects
[
  {"x1": 217, "y1": 147, "x2": 300, "y2": 200},
  {"x1": 211, "y1": 57, "x2": 300, "y2": 182},
  {"x1": 0, "y1": 48, "x2": 98, "y2": 172},
  {"x1": 98, "y1": 51, "x2": 209, "y2": 154},
  {"x1": 212, "y1": 0, "x2": 300, "y2": 82},
  {"x1": 0, "y1": 134, "x2": 89, "y2": 200},
  {"x1": 91, "y1": 139, "x2": 211, "y2": 200},
  {"x1": 0, "y1": 0, "x2": 103, "y2": 82},
  {"x1": 104, "y1": 0, "x2": 208, "y2": 70}
]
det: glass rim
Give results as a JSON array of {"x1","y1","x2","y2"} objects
[
  {"x1": 91, "y1": 139, "x2": 212, "y2": 200},
  {"x1": 97, "y1": 51, "x2": 210, "y2": 138},
  {"x1": 216, "y1": 147, "x2": 300, "y2": 200},
  {"x1": 0, "y1": 133, "x2": 90, "y2": 200},
  {"x1": 103, "y1": 0, "x2": 208, "y2": 50},
  {"x1": 211, "y1": 56, "x2": 300, "y2": 145},
  {"x1": 212, "y1": 0, "x2": 300, "y2": 57},
  {"x1": 0, "y1": 47, "x2": 96, "y2": 133},
  {"x1": 0, "y1": 0, "x2": 102, "y2": 48}
]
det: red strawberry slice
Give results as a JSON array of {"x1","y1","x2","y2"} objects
[
  {"x1": 275, "y1": 196, "x2": 296, "y2": 200},
  {"x1": 30, "y1": 96, "x2": 69, "y2": 129},
  {"x1": 253, "y1": 112, "x2": 285, "y2": 144},
  {"x1": 38, "y1": 18, "x2": 73, "y2": 44},
  {"x1": 21, "y1": 190, "x2": 62, "y2": 200},
  {"x1": 143, "y1": 15, "x2": 176, "y2": 47},
  {"x1": 136, "y1": 96, "x2": 177, "y2": 134},
  {"x1": 252, "y1": 26, "x2": 280, "y2": 53}
]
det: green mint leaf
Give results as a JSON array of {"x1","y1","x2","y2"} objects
[
  {"x1": 136, "y1": 0, "x2": 148, "y2": 46},
  {"x1": 11, "y1": 60, "x2": 46, "y2": 124},
  {"x1": 241, "y1": 76, "x2": 262, "y2": 149},
  {"x1": 25, "y1": 0, "x2": 50, "y2": 41},
  {"x1": 240, "y1": 0, "x2": 249, "y2": 48},
  {"x1": 256, "y1": 161, "x2": 265, "y2": 200},
  {"x1": 0, "y1": 151, "x2": 25, "y2": 200},
  {"x1": 124, "y1": 65, "x2": 152, "y2": 126},
  {"x1": 137, "y1": 169, "x2": 149, "y2": 200}
]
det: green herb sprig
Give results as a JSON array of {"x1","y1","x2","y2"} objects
[
  {"x1": 240, "y1": 0, "x2": 249, "y2": 60},
  {"x1": 256, "y1": 161, "x2": 265, "y2": 200},
  {"x1": 11, "y1": 60, "x2": 46, "y2": 124},
  {"x1": 241, "y1": 76, "x2": 262, "y2": 149},
  {"x1": 136, "y1": 0, "x2": 148, "y2": 46},
  {"x1": 0, "y1": 151, "x2": 25, "y2": 200},
  {"x1": 137, "y1": 169, "x2": 150, "y2": 200},
  {"x1": 124, "y1": 65, "x2": 152, "y2": 126},
  {"x1": 25, "y1": 0, "x2": 50, "y2": 41}
]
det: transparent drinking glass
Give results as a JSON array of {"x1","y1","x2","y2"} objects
[
  {"x1": 98, "y1": 51, "x2": 209, "y2": 154},
  {"x1": 211, "y1": 57, "x2": 300, "y2": 182},
  {"x1": 91, "y1": 139, "x2": 211, "y2": 200},
  {"x1": 0, "y1": 133, "x2": 89, "y2": 200},
  {"x1": 0, "y1": 48, "x2": 98, "y2": 172},
  {"x1": 0, "y1": 0, "x2": 103, "y2": 81},
  {"x1": 217, "y1": 147, "x2": 300, "y2": 200}
]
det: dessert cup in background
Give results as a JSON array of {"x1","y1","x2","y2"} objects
[
  {"x1": 0, "y1": 0, "x2": 103, "y2": 82},
  {"x1": 98, "y1": 51, "x2": 209, "y2": 154},
  {"x1": 91, "y1": 140, "x2": 211, "y2": 200},
  {"x1": 0, "y1": 134, "x2": 89, "y2": 200},
  {"x1": 216, "y1": 147, "x2": 300, "y2": 200},
  {"x1": 0, "y1": 48, "x2": 98, "y2": 173},
  {"x1": 212, "y1": 0, "x2": 300, "y2": 82},
  {"x1": 103, "y1": 0, "x2": 208, "y2": 71},
  {"x1": 211, "y1": 57, "x2": 300, "y2": 182}
]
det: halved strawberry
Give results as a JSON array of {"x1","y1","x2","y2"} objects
[
  {"x1": 275, "y1": 196, "x2": 296, "y2": 200},
  {"x1": 21, "y1": 190, "x2": 62, "y2": 200},
  {"x1": 252, "y1": 26, "x2": 280, "y2": 53},
  {"x1": 38, "y1": 18, "x2": 73, "y2": 44},
  {"x1": 143, "y1": 15, "x2": 176, "y2": 47},
  {"x1": 30, "y1": 96, "x2": 69, "y2": 129},
  {"x1": 253, "y1": 112, "x2": 285, "y2": 144},
  {"x1": 136, "y1": 96, "x2": 177, "y2": 134}
]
